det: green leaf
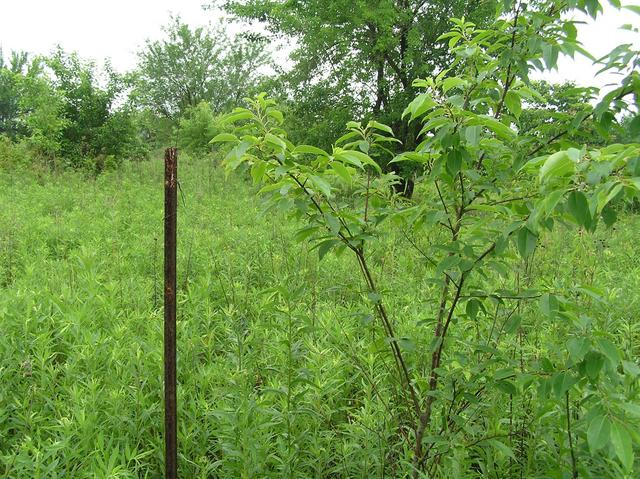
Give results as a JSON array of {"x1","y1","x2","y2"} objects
[
  {"x1": 611, "y1": 422, "x2": 634, "y2": 470},
  {"x1": 598, "y1": 183, "x2": 623, "y2": 212},
  {"x1": 309, "y1": 175, "x2": 332, "y2": 197},
  {"x1": 449, "y1": 35, "x2": 461, "y2": 49},
  {"x1": 445, "y1": 149, "x2": 462, "y2": 176},
  {"x1": 224, "y1": 110, "x2": 254, "y2": 124},
  {"x1": 542, "y1": 43, "x2": 559, "y2": 69},
  {"x1": 210, "y1": 133, "x2": 238, "y2": 144},
  {"x1": 466, "y1": 298, "x2": 481, "y2": 320},
  {"x1": 596, "y1": 338, "x2": 620, "y2": 367},
  {"x1": 584, "y1": 351, "x2": 605, "y2": 380},
  {"x1": 601, "y1": 204, "x2": 617, "y2": 227},
  {"x1": 267, "y1": 108, "x2": 284, "y2": 124},
  {"x1": 539, "y1": 293, "x2": 559, "y2": 317},
  {"x1": 402, "y1": 93, "x2": 437, "y2": 120},
  {"x1": 334, "y1": 150, "x2": 381, "y2": 173},
  {"x1": 324, "y1": 213, "x2": 341, "y2": 235},
  {"x1": 418, "y1": 116, "x2": 449, "y2": 137},
  {"x1": 250, "y1": 160, "x2": 268, "y2": 183},
  {"x1": 467, "y1": 115, "x2": 514, "y2": 140},
  {"x1": 584, "y1": 0, "x2": 601, "y2": 17},
  {"x1": 293, "y1": 145, "x2": 329, "y2": 156},
  {"x1": 567, "y1": 191, "x2": 591, "y2": 228},
  {"x1": 539, "y1": 151, "x2": 575, "y2": 183},
  {"x1": 335, "y1": 131, "x2": 360, "y2": 145},
  {"x1": 224, "y1": 141, "x2": 253, "y2": 170},
  {"x1": 465, "y1": 125, "x2": 481, "y2": 146},
  {"x1": 563, "y1": 21, "x2": 578, "y2": 41},
  {"x1": 294, "y1": 225, "x2": 320, "y2": 242},
  {"x1": 331, "y1": 161, "x2": 352, "y2": 184},
  {"x1": 368, "y1": 121, "x2": 393, "y2": 134},
  {"x1": 628, "y1": 115, "x2": 640, "y2": 136},
  {"x1": 367, "y1": 292, "x2": 382, "y2": 304},
  {"x1": 315, "y1": 239, "x2": 340, "y2": 261},
  {"x1": 552, "y1": 372, "x2": 577, "y2": 398},
  {"x1": 517, "y1": 227, "x2": 537, "y2": 258},
  {"x1": 495, "y1": 368, "x2": 515, "y2": 381},
  {"x1": 496, "y1": 380, "x2": 518, "y2": 395},
  {"x1": 357, "y1": 140, "x2": 370, "y2": 153},
  {"x1": 541, "y1": 188, "x2": 567, "y2": 215},
  {"x1": 504, "y1": 91, "x2": 522, "y2": 118},
  {"x1": 624, "y1": 5, "x2": 640, "y2": 15},
  {"x1": 488, "y1": 440, "x2": 517, "y2": 460},
  {"x1": 442, "y1": 77, "x2": 466, "y2": 93},
  {"x1": 622, "y1": 361, "x2": 640, "y2": 378},
  {"x1": 567, "y1": 337, "x2": 590, "y2": 362},
  {"x1": 504, "y1": 315, "x2": 522, "y2": 334},
  {"x1": 264, "y1": 133, "x2": 287, "y2": 151},
  {"x1": 587, "y1": 415, "x2": 610, "y2": 453},
  {"x1": 436, "y1": 255, "x2": 460, "y2": 277},
  {"x1": 398, "y1": 337, "x2": 416, "y2": 352},
  {"x1": 621, "y1": 402, "x2": 640, "y2": 417}
]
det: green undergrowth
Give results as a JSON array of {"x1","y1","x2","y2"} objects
[{"x1": 0, "y1": 157, "x2": 638, "y2": 478}]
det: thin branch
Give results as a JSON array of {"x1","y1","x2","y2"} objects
[
  {"x1": 401, "y1": 230, "x2": 461, "y2": 289},
  {"x1": 384, "y1": 53, "x2": 410, "y2": 89},
  {"x1": 492, "y1": 1, "x2": 522, "y2": 120},
  {"x1": 566, "y1": 391, "x2": 578, "y2": 479},
  {"x1": 356, "y1": 249, "x2": 421, "y2": 416},
  {"x1": 435, "y1": 180, "x2": 454, "y2": 231}
]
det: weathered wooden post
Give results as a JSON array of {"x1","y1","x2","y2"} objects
[{"x1": 164, "y1": 147, "x2": 178, "y2": 479}]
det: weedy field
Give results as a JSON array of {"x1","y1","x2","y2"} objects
[{"x1": 0, "y1": 155, "x2": 638, "y2": 478}]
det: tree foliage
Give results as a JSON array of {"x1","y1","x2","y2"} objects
[
  {"x1": 47, "y1": 49, "x2": 144, "y2": 164},
  {"x1": 218, "y1": 1, "x2": 496, "y2": 153},
  {"x1": 0, "y1": 48, "x2": 146, "y2": 170},
  {"x1": 134, "y1": 17, "x2": 270, "y2": 119},
  {"x1": 0, "y1": 49, "x2": 34, "y2": 139},
  {"x1": 177, "y1": 101, "x2": 222, "y2": 154},
  {"x1": 217, "y1": 0, "x2": 640, "y2": 475}
]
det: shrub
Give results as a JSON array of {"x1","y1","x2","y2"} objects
[
  {"x1": 0, "y1": 135, "x2": 30, "y2": 169},
  {"x1": 177, "y1": 101, "x2": 220, "y2": 154}
]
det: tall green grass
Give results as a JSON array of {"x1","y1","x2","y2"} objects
[{"x1": 1, "y1": 157, "x2": 638, "y2": 477}]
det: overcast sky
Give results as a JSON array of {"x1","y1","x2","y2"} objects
[
  {"x1": 0, "y1": 0, "x2": 216, "y2": 70},
  {"x1": 0, "y1": 0, "x2": 637, "y2": 90}
]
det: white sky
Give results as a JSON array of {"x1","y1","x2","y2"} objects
[
  {"x1": 0, "y1": 0, "x2": 221, "y2": 70},
  {"x1": 0, "y1": 0, "x2": 637, "y2": 90},
  {"x1": 535, "y1": 3, "x2": 639, "y2": 90}
]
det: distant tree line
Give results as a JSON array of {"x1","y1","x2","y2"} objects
[
  {"x1": 0, "y1": 47, "x2": 145, "y2": 172},
  {"x1": 1, "y1": 5, "x2": 638, "y2": 175},
  {"x1": 0, "y1": 17, "x2": 269, "y2": 172}
]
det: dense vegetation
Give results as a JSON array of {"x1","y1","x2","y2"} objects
[{"x1": 1, "y1": 0, "x2": 640, "y2": 477}]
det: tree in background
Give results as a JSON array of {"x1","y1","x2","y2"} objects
[
  {"x1": 618, "y1": 113, "x2": 640, "y2": 143},
  {"x1": 1, "y1": 50, "x2": 69, "y2": 164},
  {"x1": 0, "y1": 47, "x2": 146, "y2": 171},
  {"x1": 177, "y1": 101, "x2": 221, "y2": 154},
  {"x1": 217, "y1": 0, "x2": 497, "y2": 193},
  {"x1": 0, "y1": 49, "x2": 31, "y2": 138},
  {"x1": 18, "y1": 60, "x2": 68, "y2": 161},
  {"x1": 519, "y1": 81, "x2": 608, "y2": 148},
  {"x1": 518, "y1": 79, "x2": 640, "y2": 151},
  {"x1": 47, "y1": 48, "x2": 146, "y2": 168},
  {"x1": 134, "y1": 17, "x2": 270, "y2": 120}
]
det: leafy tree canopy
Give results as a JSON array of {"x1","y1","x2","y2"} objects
[
  {"x1": 134, "y1": 17, "x2": 270, "y2": 119},
  {"x1": 216, "y1": 0, "x2": 497, "y2": 149},
  {"x1": 0, "y1": 49, "x2": 36, "y2": 138},
  {"x1": 215, "y1": 0, "x2": 640, "y2": 474}
]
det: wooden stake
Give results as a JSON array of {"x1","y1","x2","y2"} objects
[{"x1": 164, "y1": 147, "x2": 178, "y2": 479}]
